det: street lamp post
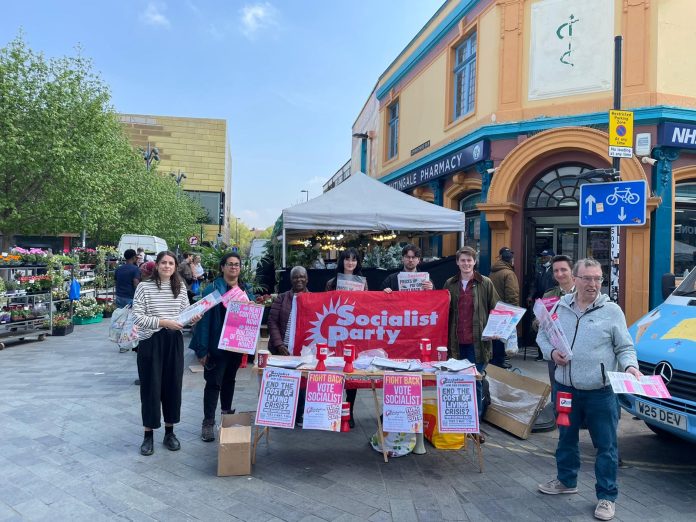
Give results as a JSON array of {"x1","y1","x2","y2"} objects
[
  {"x1": 141, "y1": 142, "x2": 160, "y2": 172},
  {"x1": 235, "y1": 217, "x2": 240, "y2": 247},
  {"x1": 301, "y1": 189, "x2": 309, "y2": 202}
]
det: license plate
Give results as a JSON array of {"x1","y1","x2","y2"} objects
[{"x1": 636, "y1": 401, "x2": 688, "y2": 431}]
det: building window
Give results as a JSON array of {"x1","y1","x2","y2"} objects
[
  {"x1": 453, "y1": 32, "x2": 476, "y2": 121},
  {"x1": 675, "y1": 181, "x2": 696, "y2": 277},
  {"x1": 459, "y1": 192, "x2": 481, "y2": 252},
  {"x1": 525, "y1": 165, "x2": 599, "y2": 209},
  {"x1": 184, "y1": 190, "x2": 221, "y2": 225},
  {"x1": 387, "y1": 101, "x2": 399, "y2": 160}
]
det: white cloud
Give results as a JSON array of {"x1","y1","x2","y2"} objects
[
  {"x1": 240, "y1": 2, "x2": 279, "y2": 39},
  {"x1": 307, "y1": 176, "x2": 325, "y2": 187},
  {"x1": 141, "y1": 2, "x2": 171, "y2": 28}
]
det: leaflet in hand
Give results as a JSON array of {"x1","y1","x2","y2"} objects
[
  {"x1": 177, "y1": 290, "x2": 222, "y2": 325},
  {"x1": 607, "y1": 372, "x2": 672, "y2": 399},
  {"x1": 481, "y1": 302, "x2": 526, "y2": 340},
  {"x1": 336, "y1": 273, "x2": 367, "y2": 291},
  {"x1": 397, "y1": 272, "x2": 429, "y2": 291},
  {"x1": 533, "y1": 299, "x2": 573, "y2": 360},
  {"x1": 221, "y1": 286, "x2": 250, "y2": 307}
]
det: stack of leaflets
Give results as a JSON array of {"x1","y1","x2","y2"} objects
[{"x1": 430, "y1": 359, "x2": 476, "y2": 372}]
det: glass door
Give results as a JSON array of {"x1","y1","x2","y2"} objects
[{"x1": 556, "y1": 227, "x2": 579, "y2": 262}]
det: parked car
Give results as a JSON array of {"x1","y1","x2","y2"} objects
[
  {"x1": 619, "y1": 270, "x2": 696, "y2": 442},
  {"x1": 116, "y1": 234, "x2": 168, "y2": 258}
]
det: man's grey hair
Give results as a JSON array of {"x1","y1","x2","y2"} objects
[
  {"x1": 572, "y1": 258, "x2": 602, "y2": 276},
  {"x1": 290, "y1": 266, "x2": 307, "y2": 278}
]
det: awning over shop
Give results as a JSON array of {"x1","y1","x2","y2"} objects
[{"x1": 281, "y1": 172, "x2": 466, "y2": 265}]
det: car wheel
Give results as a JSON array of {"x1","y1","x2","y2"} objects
[{"x1": 645, "y1": 421, "x2": 679, "y2": 439}]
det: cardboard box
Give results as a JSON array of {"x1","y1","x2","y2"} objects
[
  {"x1": 484, "y1": 365, "x2": 551, "y2": 439},
  {"x1": 217, "y1": 412, "x2": 252, "y2": 476}
]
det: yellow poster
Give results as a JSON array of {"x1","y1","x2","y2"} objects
[{"x1": 609, "y1": 110, "x2": 634, "y2": 147}]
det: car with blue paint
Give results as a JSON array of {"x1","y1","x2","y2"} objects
[{"x1": 619, "y1": 271, "x2": 696, "y2": 442}]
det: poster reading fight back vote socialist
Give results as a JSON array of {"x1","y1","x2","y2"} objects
[{"x1": 291, "y1": 290, "x2": 449, "y2": 358}]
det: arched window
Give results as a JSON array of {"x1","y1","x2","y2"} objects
[
  {"x1": 674, "y1": 181, "x2": 696, "y2": 276},
  {"x1": 525, "y1": 165, "x2": 597, "y2": 209},
  {"x1": 459, "y1": 192, "x2": 481, "y2": 251}
]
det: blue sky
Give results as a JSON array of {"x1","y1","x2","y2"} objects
[{"x1": 1, "y1": 0, "x2": 443, "y2": 230}]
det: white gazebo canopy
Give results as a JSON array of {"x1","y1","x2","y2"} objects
[{"x1": 281, "y1": 173, "x2": 466, "y2": 265}]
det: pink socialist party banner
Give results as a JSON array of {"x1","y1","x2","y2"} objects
[
  {"x1": 217, "y1": 301, "x2": 264, "y2": 355},
  {"x1": 302, "y1": 372, "x2": 345, "y2": 432},
  {"x1": 383, "y1": 372, "x2": 423, "y2": 433}
]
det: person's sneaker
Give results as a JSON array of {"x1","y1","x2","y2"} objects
[
  {"x1": 201, "y1": 419, "x2": 215, "y2": 442},
  {"x1": 119, "y1": 347, "x2": 130, "y2": 353},
  {"x1": 163, "y1": 432, "x2": 181, "y2": 451},
  {"x1": 140, "y1": 437, "x2": 154, "y2": 456},
  {"x1": 538, "y1": 478, "x2": 578, "y2": 495},
  {"x1": 594, "y1": 499, "x2": 615, "y2": 520}
]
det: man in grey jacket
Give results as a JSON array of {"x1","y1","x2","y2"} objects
[{"x1": 536, "y1": 258, "x2": 642, "y2": 522}]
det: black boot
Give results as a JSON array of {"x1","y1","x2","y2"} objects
[
  {"x1": 140, "y1": 432, "x2": 154, "y2": 456},
  {"x1": 163, "y1": 427, "x2": 180, "y2": 451}
]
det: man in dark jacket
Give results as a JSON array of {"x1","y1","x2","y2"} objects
[
  {"x1": 489, "y1": 247, "x2": 519, "y2": 368},
  {"x1": 380, "y1": 244, "x2": 434, "y2": 292},
  {"x1": 528, "y1": 249, "x2": 557, "y2": 360}
]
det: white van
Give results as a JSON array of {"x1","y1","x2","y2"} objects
[{"x1": 117, "y1": 234, "x2": 168, "y2": 257}]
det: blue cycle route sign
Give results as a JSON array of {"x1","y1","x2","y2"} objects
[{"x1": 579, "y1": 180, "x2": 647, "y2": 227}]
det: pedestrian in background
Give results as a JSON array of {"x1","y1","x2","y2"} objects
[
  {"x1": 537, "y1": 258, "x2": 641, "y2": 521},
  {"x1": 178, "y1": 252, "x2": 195, "y2": 303},
  {"x1": 489, "y1": 246, "x2": 519, "y2": 368},
  {"x1": 528, "y1": 249, "x2": 557, "y2": 360},
  {"x1": 114, "y1": 249, "x2": 140, "y2": 309},
  {"x1": 132, "y1": 251, "x2": 200, "y2": 456},
  {"x1": 189, "y1": 252, "x2": 254, "y2": 442}
]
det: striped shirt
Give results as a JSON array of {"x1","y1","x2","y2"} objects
[{"x1": 132, "y1": 279, "x2": 189, "y2": 340}]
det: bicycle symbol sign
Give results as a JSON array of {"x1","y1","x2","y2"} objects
[{"x1": 579, "y1": 180, "x2": 647, "y2": 227}]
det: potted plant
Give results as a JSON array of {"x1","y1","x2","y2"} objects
[
  {"x1": 255, "y1": 294, "x2": 275, "y2": 324},
  {"x1": 100, "y1": 300, "x2": 116, "y2": 318},
  {"x1": 73, "y1": 296, "x2": 104, "y2": 325},
  {"x1": 49, "y1": 314, "x2": 74, "y2": 336}
]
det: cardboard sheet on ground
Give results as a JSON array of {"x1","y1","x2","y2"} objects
[{"x1": 484, "y1": 365, "x2": 551, "y2": 439}]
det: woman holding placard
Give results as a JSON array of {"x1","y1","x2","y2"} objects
[
  {"x1": 325, "y1": 247, "x2": 367, "y2": 427},
  {"x1": 132, "y1": 251, "x2": 200, "y2": 456},
  {"x1": 189, "y1": 252, "x2": 255, "y2": 443}
]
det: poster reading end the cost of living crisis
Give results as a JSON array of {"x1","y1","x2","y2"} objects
[
  {"x1": 383, "y1": 372, "x2": 423, "y2": 433},
  {"x1": 255, "y1": 368, "x2": 302, "y2": 429},
  {"x1": 303, "y1": 372, "x2": 345, "y2": 431},
  {"x1": 436, "y1": 372, "x2": 479, "y2": 433}
]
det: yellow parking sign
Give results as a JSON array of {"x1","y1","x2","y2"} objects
[{"x1": 609, "y1": 110, "x2": 634, "y2": 147}]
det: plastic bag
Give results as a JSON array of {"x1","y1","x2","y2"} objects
[
  {"x1": 109, "y1": 306, "x2": 131, "y2": 342},
  {"x1": 369, "y1": 430, "x2": 416, "y2": 457},
  {"x1": 422, "y1": 399, "x2": 467, "y2": 450},
  {"x1": 68, "y1": 278, "x2": 81, "y2": 301},
  {"x1": 504, "y1": 330, "x2": 519, "y2": 356},
  {"x1": 191, "y1": 280, "x2": 201, "y2": 295},
  {"x1": 116, "y1": 306, "x2": 139, "y2": 349}
]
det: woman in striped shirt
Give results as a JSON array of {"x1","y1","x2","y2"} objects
[{"x1": 132, "y1": 251, "x2": 200, "y2": 456}]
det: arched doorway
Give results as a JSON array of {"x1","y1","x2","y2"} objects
[
  {"x1": 524, "y1": 164, "x2": 611, "y2": 296},
  {"x1": 480, "y1": 126, "x2": 657, "y2": 325}
]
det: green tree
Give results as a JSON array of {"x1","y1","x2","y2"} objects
[{"x1": 0, "y1": 35, "x2": 208, "y2": 250}]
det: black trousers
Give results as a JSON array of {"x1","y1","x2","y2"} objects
[
  {"x1": 203, "y1": 350, "x2": 243, "y2": 421},
  {"x1": 137, "y1": 329, "x2": 184, "y2": 429}
]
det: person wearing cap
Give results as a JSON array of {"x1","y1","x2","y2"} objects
[
  {"x1": 528, "y1": 249, "x2": 557, "y2": 360},
  {"x1": 489, "y1": 247, "x2": 519, "y2": 368}
]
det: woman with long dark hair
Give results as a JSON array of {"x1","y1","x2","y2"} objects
[
  {"x1": 325, "y1": 247, "x2": 368, "y2": 291},
  {"x1": 325, "y1": 247, "x2": 367, "y2": 427},
  {"x1": 132, "y1": 251, "x2": 200, "y2": 456},
  {"x1": 189, "y1": 252, "x2": 255, "y2": 442}
]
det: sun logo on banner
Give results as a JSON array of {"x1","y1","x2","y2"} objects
[{"x1": 307, "y1": 297, "x2": 355, "y2": 346}]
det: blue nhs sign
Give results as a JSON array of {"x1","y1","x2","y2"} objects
[
  {"x1": 658, "y1": 122, "x2": 696, "y2": 150},
  {"x1": 579, "y1": 180, "x2": 647, "y2": 227}
]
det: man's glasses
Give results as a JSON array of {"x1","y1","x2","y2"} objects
[
  {"x1": 225, "y1": 263, "x2": 241, "y2": 268},
  {"x1": 576, "y1": 276, "x2": 603, "y2": 283},
  {"x1": 403, "y1": 256, "x2": 419, "y2": 260}
]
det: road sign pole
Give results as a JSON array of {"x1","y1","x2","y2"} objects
[{"x1": 610, "y1": 35, "x2": 623, "y2": 304}]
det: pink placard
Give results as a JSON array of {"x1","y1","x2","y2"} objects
[
  {"x1": 221, "y1": 286, "x2": 249, "y2": 307},
  {"x1": 436, "y1": 373, "x2": 479, "y2": 433},
  {"x1": 217, "y1": 301, "x2": 264, "y2": 355},
  {"x1": 383, "y1": 372, "x2": 423, "y2": 433},
  {"x1": 255, "y1": 368, "x2": 301, "y2": 428},
  {"x1": 302, "y1": 372, "x2": 345, "y2": 432}
]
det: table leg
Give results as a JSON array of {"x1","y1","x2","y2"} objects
[
  {"x1": 471, "y1": 434, "x2": 483, "y2": 473},
  {"x1": 371, "y1": 381, "x2": 388, "y2": 463},
  {"x1": 252, "y1": 426, "x2": 269, "y2": 465}
]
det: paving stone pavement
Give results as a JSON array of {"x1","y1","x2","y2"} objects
[{"x1": 0, "y1": 324, "x2": 695, "y2": 521}]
